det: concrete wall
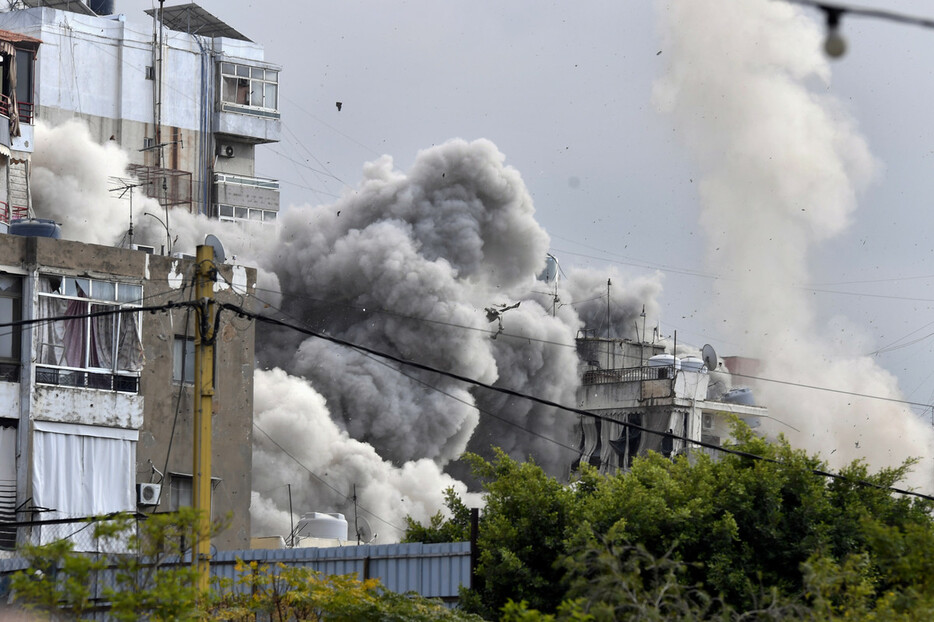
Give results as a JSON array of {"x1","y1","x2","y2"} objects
[{"x1": 138, "y1": 251, "x2": 256, "y2": 549}]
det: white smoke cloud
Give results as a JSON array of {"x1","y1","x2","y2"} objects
[
  {"x1": 251, "y1": 368, "x2": 481, "y2": 541},
  {"x1": 654, "y1": 0, "x2": 934, "y2": 484},
  {"x1": 31, "y1": 120, "x2": 132, "y2": 245}
]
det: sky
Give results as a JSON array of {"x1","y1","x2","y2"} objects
[
  {"x1": 99, "y1": 0, "x2": 934, "y2": 518},
  {"x1": 138, "y1": 0, "x2": 934, "y2": 413}
]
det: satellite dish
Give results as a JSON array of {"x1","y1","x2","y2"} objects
[
  {"x1": 355, "y1": 516, "x2": 376, "y2": 544},
  {"x1": 701, "y1": 344, "x2": 718, "y2": 372},
  {"x1": 204, "y1": 233, "x2": 226, "y2": 264}
]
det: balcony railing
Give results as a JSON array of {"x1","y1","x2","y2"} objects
[
  {"x1": 214, "y1": 173, "x2": 279, "y2": 190},
  {"x1": 582, "y1": 365, "x2": 675, "y2": 386},
  {"x1": 36, "y1": 366, "x2": 140, "y2": 393},
  {"x1": 0, "y1": 95, "x2": 34, "y2": 125},
  {"x1": 0, "y1": 201, "x2": 28, "y2": 225}
]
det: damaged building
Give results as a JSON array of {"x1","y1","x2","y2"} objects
[{"x1": 573, "y1": 333, "x2": 767, "y2": 472}]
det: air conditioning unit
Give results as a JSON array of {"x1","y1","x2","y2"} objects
[
  {"x1": 218, "y1": 144, "x2": 235, "y2": 158},
  {"x1": 132, "y1": 244, "x2": 155, "y2": 254},
  {"x1": 137, "y1": 483, "x2": 161, "y2": 506}
]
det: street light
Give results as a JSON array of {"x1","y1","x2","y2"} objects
[{"x1": 144, "y1": 212, "x2": 173, "y2": 255}]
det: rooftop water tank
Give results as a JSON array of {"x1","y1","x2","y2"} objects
[
  {"x1": 294, "y1": 512, "x2": 348, "y2": 540},
  {"x1": 680, "y1": 356, "x2": 707, "y2": 373},
  {"x1": 10, "y1": 218, "x2": 61, "y2": 239},
  {"x1": 722, "y1": 387, "x2": 756, "y2": 406},
  {"x1": 89, "y1": 0, "x2": 114, "y2": 15},
  {"x1": 647, "y1": 354, "x2": 681, "y2": 369}
]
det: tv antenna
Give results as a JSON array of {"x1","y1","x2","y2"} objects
[
  {"x1": 352, "y1": 485, "x2": 377, "y2": 544},
  {"x1": 109, "y1": 176, "x2": 145, "y2": 247}
]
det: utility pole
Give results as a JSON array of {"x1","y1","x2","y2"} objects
[{"x1": 193, "y1": 244, "x2": 215, "y2": 593}]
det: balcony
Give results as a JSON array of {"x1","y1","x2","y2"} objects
[
  {"x1": 214, "y1": 173, "x2": 279, "y2": 223},
  {"x1": 0, "y1": 201, "x2": 28, "y2": 226}
]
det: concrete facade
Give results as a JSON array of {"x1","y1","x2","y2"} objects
[
  {"x1": 0, "y1": 234, "x2": 256, "y2": 550},
  {"x1": 0, "y1": 4, "x2": 281, "y2": 222},
  {"x1": 574, "y1": 337, "x2": 766, "y2": 472}
]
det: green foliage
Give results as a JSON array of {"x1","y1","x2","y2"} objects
[
  {"x1": 404, "y1": 422, "x2": 934, "y2": 620},
  {"x1": 10, "y1": 537, "x2": 105, "y2": 619},
  {"x1": 208, "y1": 559, "x2": 483, "y2": 621},
  {"x1": 11, "y1": 508, "x2": 223, "y2": 621},
  {"x1": 402, "y1": 486, "x2": 472, "y2": 544},
  {"x1": 11, "y1": 509, "x2": 483, "y2": 621}
]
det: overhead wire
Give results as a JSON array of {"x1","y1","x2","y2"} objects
[
  {"x1": 6, "y1": 298, "x2": 934, "y2": 504},
  {"x1": 220, "y1": 302, "x2": 934, "y2": 504}
]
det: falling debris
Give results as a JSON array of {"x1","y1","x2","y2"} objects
[{"x1": 335, "y1": 101, "x2": 342, "y2": 111}]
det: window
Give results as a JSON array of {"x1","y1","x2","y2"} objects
[
  {"x1": 216, "y1": 203, "x2": 278, "y2": 225},
  {"x1": 0, "y1": 273, "x2": 21, "y2": 382},
  {"x1": 35, "y1": 275, "x2": 143, "y2": 392},
  {"x1": 169, "y1": 472, "x2": 218, "y2": 514},
  {"x1": 220, "y1": 62, "x2": 278, "y2": 111},
  {"x1": 14, "y1": 49, "x2": 33, "y2": 107},
  {"x1": 173, "y1": 336, "x2": 194, "y2": 385}
]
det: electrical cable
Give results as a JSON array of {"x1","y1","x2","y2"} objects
[
  {"x1": 222, "y1": 302, "x2": 934, "y2": 504},
  {"x1": 6, "y1": 297, "x2": 934, "y2": 504},
  {"x1": 783, "y1": 0, "x2": 934, "y2": 30},
  {"x1": 252, "y1": 422, "x2": 404, "y2": 532}
]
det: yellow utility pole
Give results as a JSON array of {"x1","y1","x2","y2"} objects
[{"x1": 193, "y1": 244, "x2": 215, "y2": 592}]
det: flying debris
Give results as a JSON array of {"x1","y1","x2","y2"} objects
[
  {"x1": 335, "y1": 101, "x2": 342, "y2": 111},
  {"x1": 485, "y1": 301, "x2": 521, "y2": 339}
]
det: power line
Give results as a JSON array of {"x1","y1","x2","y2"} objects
[
  {"x1": 241, "y1": 286, "x2": 934, "y2": 413},
  {"x1": 252, "y1": 422, "x2": 403, "y2": 532},
  {"x1": 223, "y1": 302, "x2": 934, "y2": 504},
  {"x1": 7, "y1": 299, "x2": 932, "y2": 502},
  {"x1": 784, "y1": 0, "x2": 934, "y2": 30}
]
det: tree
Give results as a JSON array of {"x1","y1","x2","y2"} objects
[
  {"x1": 10, "y1": 509, "x2": 484, "y2": 621},
  {"x1": 402, "y1": 486, "x2": 472, "y2": 544},
  {"x1": 11, "y1": 508, "x2": 214, "y2": 621},
  {"x1": 209, "y1": 560, "x2": 483, "y2": 621},
  {"x1": 405, "y1": 423, "x2": 934, "y2": 620}
]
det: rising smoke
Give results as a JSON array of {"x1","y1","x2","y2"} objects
[
  {"x1": 32, "y1": 123, "x2": 662, "y2": 540},
  {"x1": 654, "y1": 0, "x2": 934, "y2": 484},
  {"x1": 37, "y1": 0, "x2": 929, "y2": 538}
]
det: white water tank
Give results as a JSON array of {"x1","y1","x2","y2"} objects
[
  {"x1": 648, "y1": 354, "x2": 681, "y2": 370},
  {"x1": 680, "y1": 356, "x2": 706, "y2": 373},
  {"x1": 294, "y1": 512, "x2": 348, "y2": 540}
]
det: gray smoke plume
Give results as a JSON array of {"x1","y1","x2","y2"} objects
[
  {"x1": 29, "y1": 123, "x2": 664, "y2": 540},
  {"x1": 654, "y1": 0, "x2": 934, "y2": 485}
]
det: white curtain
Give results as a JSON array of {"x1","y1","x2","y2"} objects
[{"x1": 31, "y1": 421, "x2": 136, "y2": 549}]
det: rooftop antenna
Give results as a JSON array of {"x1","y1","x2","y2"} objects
[
  {"x1": 109, "y1": 177, "x2": 144, "y2": 248},
  {"x1": 352, "y1": 485, "x2": 377, "y2": 544},
  {"x1": 640, "y1": 305, "x2": 646, "y2": 368},
  {"x1": 287, "y1": 483, "x2": 294, "y2": 548}
]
